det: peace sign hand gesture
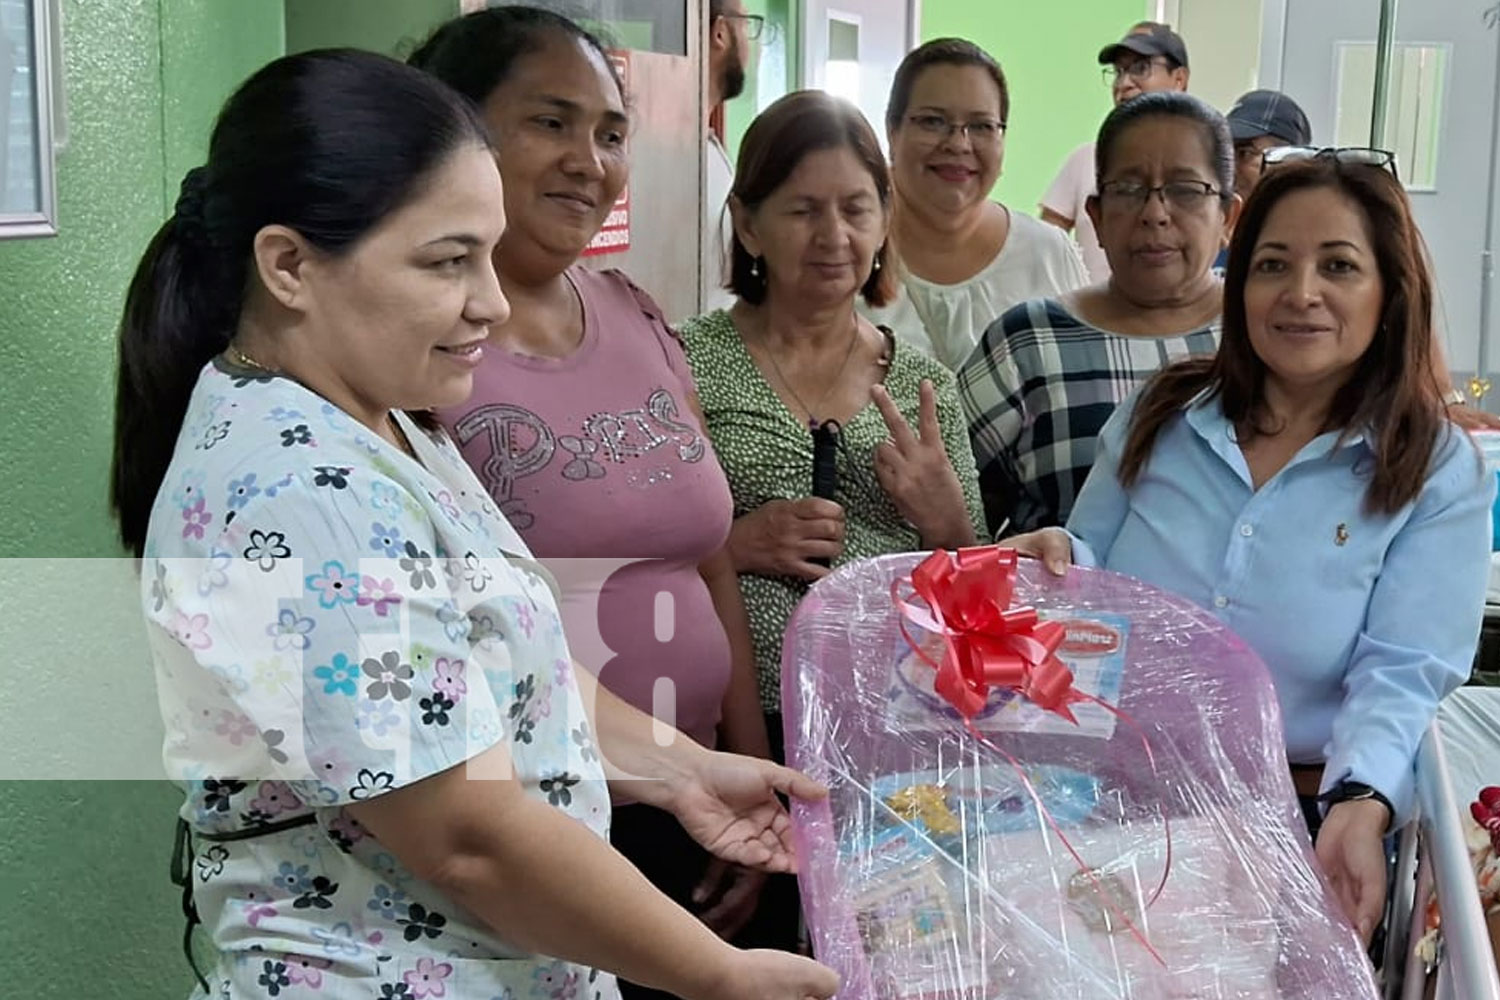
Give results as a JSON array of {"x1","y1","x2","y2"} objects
[{"x1": 871, "y1": 380, "x2": 976, "y2": 550}]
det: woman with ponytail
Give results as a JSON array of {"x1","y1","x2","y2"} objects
[{"x1": 113, "y1": 48, "x2": 836, "y2": 1000}]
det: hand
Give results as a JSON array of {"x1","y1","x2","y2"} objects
[
  {"x1": 1315, "y1": 798, "x2": 1391, "y2": 944},
  {"x1": 871, "y1": 381, "x2": 974, "y2": 548},
  {"x1": 668, "y1": 749, "x2": 827, "y2": 874},
  {"x1": 1004, "y1": 527, "x2": 1074, "y2": 576},
  {"x1": 1449, "y1": 402, "x2": 1500, "y2": 433},
  {"x1": 709, "y1": 948, "x2": 840, "y2": 1000},
  {"x1": 728, "y1": 499, "x2": 845, "y2": 580},
  {"x1": 692, "y1": 858, "x2": 766, "y2": 939}
]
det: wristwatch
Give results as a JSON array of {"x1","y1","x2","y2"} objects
[{"x1": 1319, "y1": 781, "x2": 1395, "y2": 829}]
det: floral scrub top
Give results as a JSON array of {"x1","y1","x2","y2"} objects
[{"x1": 143, "y1": 360, "x2": 616, "y2": 1000}]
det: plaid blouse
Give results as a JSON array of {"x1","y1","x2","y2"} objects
[{"x1": 957, "y1": 298, "x2": 1220, "y2": 537}]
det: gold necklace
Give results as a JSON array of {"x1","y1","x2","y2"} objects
[
  {"x1": 228, "y1": 343, "x2": 278, "y2": 375},
  {"x1": 227, "y1": 342, "x2": 417, "y2": 461},
  {"x1": 755, "y1": 314, "x2": 861, "y2": 430}
]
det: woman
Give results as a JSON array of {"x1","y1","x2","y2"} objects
[
  {"x1": 864, "y1": 38, "x2": 1088, "y2": 371},
  {"x1": 1013, "y1": 152, "x2": 1492, "y2": 945},
  {"x1": 964, "y1": 95, "x2": 1498, "y2": 539},
  {"x1": 110, "y1": 49, "x2": 837, "y2": 1000},
  {"x1": 407, "y1": 10, "x2": 769, "y2": 973},
  {"x1": 959, "y1": 92, "x2": 1235, "y2": 538},
  {"x1": 680, "y1": 90, "x2": 983, "y2": 745},
  {"x1": 678, "y1": 91, "x2": 982, "y2": 953}
]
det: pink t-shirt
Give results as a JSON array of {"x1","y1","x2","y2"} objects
[{"x1": 437, "y1": 267, "x2": 734, "y2": 748}]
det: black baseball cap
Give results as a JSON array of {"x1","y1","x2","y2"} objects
[
  {"x1": 1227, "y1": 90, "x2": 1312, "y2": 146},
  {"x1": 1098, "y1": 22, "x2": 1189, "y2": 70}
]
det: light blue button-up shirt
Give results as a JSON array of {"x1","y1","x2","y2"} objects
[{"x1": 1067, "y1": 394, "x2": 1493, "y2": 824}]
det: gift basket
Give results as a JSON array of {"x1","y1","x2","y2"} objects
[{"x1": 783, "y1": 548, "x2": 1379, "y2": 999}]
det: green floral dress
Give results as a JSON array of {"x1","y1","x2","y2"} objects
[{"x1": 678, "y1": 309, "x2": 983, "y2": 713}]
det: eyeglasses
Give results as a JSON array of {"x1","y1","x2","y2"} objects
[
  {"x1": 1234, "y1": 142, "x2": 1275, "y2": 164},
  {"x1": 721, "y1": 12, "x2": 769, "y2": 41},
  {"x1": 1097, "y1": 180, "x2": 1222, "y2": 213},
  {"x1": 1102, "y1": 57, "x2": 1170, "y2": 87},
  {"x1": 1261, "y1": 145, "x2": 1400, "y2": 182},
  {"x1": 904, "y1": 113, "x2": 1006, "y2": 147}
]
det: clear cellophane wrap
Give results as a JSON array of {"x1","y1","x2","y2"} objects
[{"x1": 782, "y1": 551, "x2": 1379, "y2": 1000}]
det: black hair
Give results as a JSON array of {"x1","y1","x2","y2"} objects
[
  {"x1": 1095, "y1": 91, "x2": 1232, "y2": 200},
  {"x1": 407, "y1": 5, "x2": 623, "y2": 108},
  {"x1": 886, "y1": 38, "x2": 1009, "y2": 133},
  {"x1": 110, "y1": 49, "x2": 491, "y2": 557}
]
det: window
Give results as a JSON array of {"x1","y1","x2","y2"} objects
[
  {"x1": 480, "y1": 0, "x2": 687, "y2": 56},
  {"x1": 1, "y1": 0, "x2": 57, "y2": 236},
  {"x1": 1334, "y1": 41, "x2": 1449, "y2": 192},
  {"x1": 824, "y1": 13, "x2": 861, "y2": 109}
]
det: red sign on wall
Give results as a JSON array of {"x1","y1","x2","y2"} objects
[{"x1": 583, "y1": 50, "x2": 631, "y2": 257}]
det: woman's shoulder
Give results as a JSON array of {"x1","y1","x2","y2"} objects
[
  {"x1": 575, "y1": 265, "x2": 693, "y2": 372},
  {"x1": 154, "y1": 368, "x2": 435, "y2": 544},
  {"x1": 677, "y1": 308, "x2": 737, "y2": 345},
  {"x1": 1004, "y1": 208, "x2": 1072, "y2": 252},
  {"x1": 578, "y1": 266, "x2": 668, "y2": 323},
  {"x1": 1424, "y1": 423, "x2": 1488, "y2": 495},
  {"x1": 985, "y1": 296, "x2": 1088, "y2": 346},
  {"x1": 887, "y1": 330, "x2": 958, "y2": 390}
]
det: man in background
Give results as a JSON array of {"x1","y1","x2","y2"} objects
[
  {"x1": 1215, "y1": 88, "x2": 1313, "y2": 272},
  {"x1": 1040, "y1": 21, "x2": 1190, "y2": 281},
  {"x1": 703, "y1": 0, "x2": 757, "y2": 310},
  {"x1": 1226, "y1": 88, "x2": 1312, "y2": 202}
]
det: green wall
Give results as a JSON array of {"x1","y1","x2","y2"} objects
[
  {"x1": 919, "y1": 0, "x2": 1145, "y2": 212},
  {"x1": 0, "y1": 0, "x2": 283, "y2": 996},
  {"x1": 285, "y1": 0, "x2": 458, "y2": 58},
  {"x1": 722, "y1": 0, "x2": 1144, "y2": 209}
]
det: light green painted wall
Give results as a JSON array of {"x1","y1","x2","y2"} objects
[
  {"x1": 162, "y1": 0, "x2": 289, "y2": 188},
  {"x1": 919, "y1": 0, "x2": 1146, "y2": 212},
  {"x1": 284, "y1": 0, "x2": 459, "y2": 58},
  {"x1": 0, "y1": 0, "x2": 161, "y2": 560},
  {"x1": 0, "y1": 1, "x2": 282, "y2": 996}
]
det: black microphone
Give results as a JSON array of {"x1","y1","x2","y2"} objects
[{"x1": 810, "y1": 420, "x2": 841, "y2": 568}]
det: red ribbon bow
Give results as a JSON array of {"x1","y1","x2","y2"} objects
[
  {"x1": 1472, "y1": 786, "x2": 1500, "y2": 853},
  {"x1": 897, "y1": 546, "x2": 1089, "y2": 723}
]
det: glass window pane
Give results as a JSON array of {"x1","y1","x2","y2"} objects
[
  {"x1": 1, "y1": 0, "x2": 42, "y2": 215},
  {"x1": 1334, "y1": 41, "x2": 1448, "y2": 191},
  {"x1": 485, "y1": 0, "x2": 687, "y2": 56},
  {"x1": 825, "y1": 15, "x2": 860, "y2": 108}
]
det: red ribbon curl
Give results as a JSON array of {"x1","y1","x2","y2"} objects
[{"x1": 899, "y1": 546, "x2": 1090, "y2": 723}]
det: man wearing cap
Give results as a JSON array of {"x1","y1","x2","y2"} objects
[
  {"x1": 1040, "y1": 21, "x2": 1190, "y2": 281},
  {"x1": 1227, "y1": 89, "x2": 1312, "y2": 201},
  {"x1": 1209, "y1": 88, "x2": 1314, "y2": 275}
]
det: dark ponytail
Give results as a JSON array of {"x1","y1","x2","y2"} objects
[
  {"x1": 110, "y1": 49, "x2": 490, "y2": 556},
  {"x1": 111, "y1": 171, "x2": 239, "y2": 558}
]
